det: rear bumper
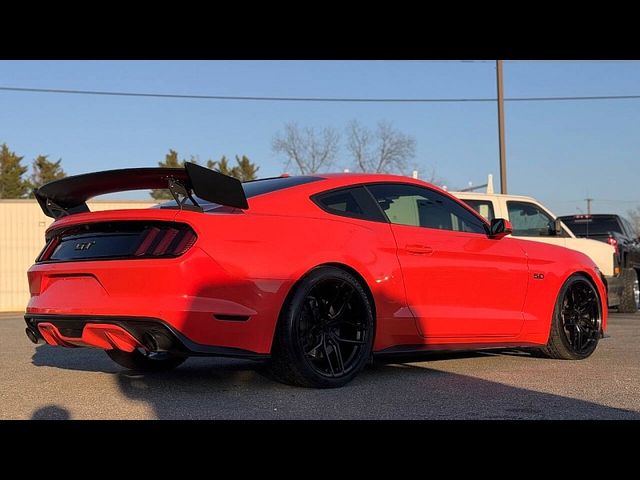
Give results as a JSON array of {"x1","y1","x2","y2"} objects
[
  {"x1": 26, "y1": 246, "x2": 292, "y2": 354},
  {"x1": 25, "y1": 314, "x2": 269, "y2": 359}
]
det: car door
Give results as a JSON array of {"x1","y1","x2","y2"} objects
[{"x1": 367, "y1": 183, "x2": 529, "y2": 339}]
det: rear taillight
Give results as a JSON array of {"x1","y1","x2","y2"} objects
[
  {"x1": 607, "y1": 235, "x2": 619, "y2": 255},
  {"x1": 134, "y1": 226, "x2": 197, "y2": 257},
  {"x1": 37, "y1": 236, "x2": 61, "y2": 262},
  {"x1": 36, "y1": 222, "x2": 197, "y2": 263}
]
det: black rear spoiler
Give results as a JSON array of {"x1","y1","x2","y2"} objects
[{"x1": 34, "y1": 162, "x2": 249, "y2": 218}]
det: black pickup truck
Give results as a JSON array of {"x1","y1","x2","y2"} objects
[{"x1": 559, "y1": 214, "x2": 640, "y2": 313}]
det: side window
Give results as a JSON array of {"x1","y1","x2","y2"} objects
[
  {"x1": 313, "y1": 186, "x2": 387, "y2": 222},
  {"x1": 367, "y1": 183, "x2": 487, "y2": 234},
  {"x1": 318, "y1": 190, "x2": 363, "y2": 214},
  {"x1": 507, "y1": 201, "x2": 555, "y2": 237},
  {"x1": 462, "y1": 199, "x2": 495, "y2": 222}
]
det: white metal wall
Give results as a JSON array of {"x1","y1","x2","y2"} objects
[{"x1": 0, "y1": 200, "x2": 157, "y2": 312}]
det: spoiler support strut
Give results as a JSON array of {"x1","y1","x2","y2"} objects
[{"x1": 167, "y1": 177, "x2": 202, "y2": 212}]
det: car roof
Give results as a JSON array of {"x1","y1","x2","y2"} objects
[
  {"x1": 451, "y1": 191, "x2": 539, "y2": 203},
  {"x1": 251, "y1": 172, "x2": 444, "y2": 194},
  {"x1": 279, "y1": 172, "x2": 453, "y2": 196},
  {"x1": 246, "y1": 172, "x2": 488, "y2": 223}
]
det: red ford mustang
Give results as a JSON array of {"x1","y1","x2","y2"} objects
[{"x1": 25, "y1": 163, "x2": 607, "y2": 387}]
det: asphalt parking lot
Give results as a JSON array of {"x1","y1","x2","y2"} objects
[{"x1": 1, "y1": 312, "x2": 639, "y2": 420}]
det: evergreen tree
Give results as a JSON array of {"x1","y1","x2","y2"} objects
[
  {"x1": 0, "y1": 143, "x2": 29, "y2": 198},
  {"x1": 207, "y1": 156, "x2": 234, "y2": 176},
  {"x1": 28, "y1": 155, "x2": 66, "y2": 197},
  {"x1": 234, "y1": 155, "x2": 259, "y2": 181},
  {"x1": 207, "y1": 155, "x2": 259, "y2": 181}
]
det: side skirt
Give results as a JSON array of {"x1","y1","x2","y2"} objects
[{"x1": 374, "y1": 341, "x2": 542, "y2": 358}]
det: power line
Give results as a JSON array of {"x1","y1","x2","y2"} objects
[
  {"x1": 549, "y1": 198, "x2": 640, "y2": 204},
  {"x1": 2, "y1": 85, "x2": 640, "y2": 103}
]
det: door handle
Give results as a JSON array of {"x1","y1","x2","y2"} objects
[{"x1": 405, "y1": 244, "x2": 434, "y2": 255}]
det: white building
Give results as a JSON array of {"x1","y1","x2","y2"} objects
[{"x1": 0, "y1": 200, "x2": 156, "y2": 312}]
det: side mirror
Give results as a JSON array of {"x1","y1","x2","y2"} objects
[
  {"x1": 489, "y1": 218, "x2": 513, "y2": 239},
  {"x1": 553, "y1": 218, "x2": 564, "y2": 236}
]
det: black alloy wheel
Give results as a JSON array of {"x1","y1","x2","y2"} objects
[
  {"x1": 297, "y1": 278, "x2": 369, "y2": 378},
  {"x1": 542, "y1": 274, "x2": 601, "y2": 360},
  {"x1": 270, "y1": 267, "x2": 374, "y2": 388},
  {"x1": 560, "y1": 279, "x2": 601, "y2": 353}
]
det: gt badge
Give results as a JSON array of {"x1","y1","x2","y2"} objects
[{"x1": 75, "y1": 241, "x2": 95, "y2": 251}]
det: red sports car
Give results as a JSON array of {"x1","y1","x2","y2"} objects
[{"x1": 25, "y1": 163, "x2": 606, "y2": 387}]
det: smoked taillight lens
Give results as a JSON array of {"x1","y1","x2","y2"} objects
[
  {"x1": 37, "y1": 236, "x2": 61, "y2": 262},
  {"x1": 134, "y1": 226, "x2": 197, "y2": 257},
  {"x1": 36, "y1": 222, "x2": 197, "y2": 263}
]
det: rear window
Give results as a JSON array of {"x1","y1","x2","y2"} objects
[
  {"x1": 156, "y1": 175, "x2": 323, "y2": 211},
  {"x1": 560, "y1": 216, "x2": 622, "y2": 236},
  {"x1": 241, "y1": 176, "x2": 323, "y2": 197}
]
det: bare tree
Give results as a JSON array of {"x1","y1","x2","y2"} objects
[
  {"x1": 272, "y1": 122, "x2": 340, "y2": 174},
  {"x1": 346, "y1": 120, "x2": 416, "y2": 174},
  {"x1": 419, "y1": 164, "x2": 446, "y2": 186},
  {"x1": 346, "y1": 120, "x2": 372, "y2": 173}
]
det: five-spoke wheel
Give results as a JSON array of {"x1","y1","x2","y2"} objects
[
  {"x1": 542, "y1": 274, "x2": 602, "y2": 360},
  {"x1": 269, "y1": 267, "x2": 374, "y2": 388}
]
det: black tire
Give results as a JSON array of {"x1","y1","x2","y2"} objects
[
  {"x1": 269, "y1": 266, "x2": 375, "y2": 388},
  {"x1": 618, "y1": 268, "x2": 639, "y2": 314},
  {"x1": 106, "y1": 348, "x2": 187, "y2": 372},
  {"x1": 541, "y1": 274, "x2": 602, "y2": 360}
]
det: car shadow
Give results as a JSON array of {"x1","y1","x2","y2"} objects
[
  {"x1": 31, "y1": 343, "x2": 122, "y2": 373},
  {"x1": 31, "y1": 344, "x2": 640, "y2": 419},
  {"x1": 31, "y1": 405, "x2": 71, "y2": 420}
]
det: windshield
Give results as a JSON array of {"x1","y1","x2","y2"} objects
[{"x1": 154, "y1": 175, "x2": 323, "y2": 211}]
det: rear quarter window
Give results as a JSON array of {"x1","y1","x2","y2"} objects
[{"x1": 312, "y1": 186, "x2": 387, "y2": 222}]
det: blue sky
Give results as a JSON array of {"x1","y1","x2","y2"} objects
[{"x1": 1, "y1": 60, "x2": 639, "y2": 217}]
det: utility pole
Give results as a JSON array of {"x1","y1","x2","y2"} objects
[
  {"x1": 496, "y1": 60, "x2": 508, "y2": 194},
  {"x1": 586, "y1": 197, "x2": 593, "y2": 215}
]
